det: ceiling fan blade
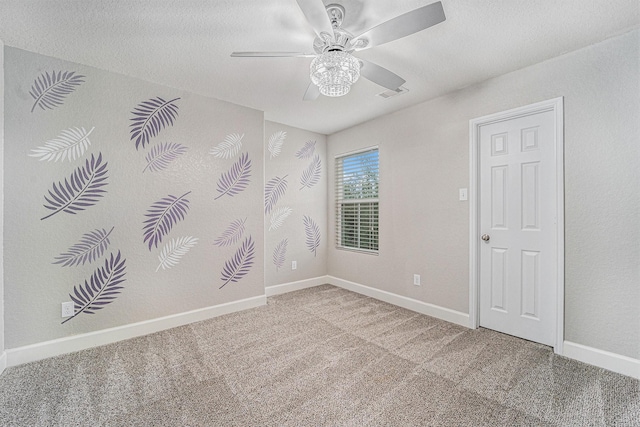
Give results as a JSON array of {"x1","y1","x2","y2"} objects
[
  {"x1": 352, "y1": 1, "x2": 445, "y2": 50},
  {"x1": 231, "y1": 52, "x2": 314, "y2": 58},
  {"x1": 359, "y1": 58, "x2": 406, "y2": 90},
  {"x1": 295, "y1": 0, "x2": 334, "y2": 38},
  {"x1": 303, "y1": 83, "x2": 321, "y2": 101}
]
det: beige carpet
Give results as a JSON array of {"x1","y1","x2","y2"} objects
[{"x1": 1, "y1": 284, "x2": 638, "y2": 426}]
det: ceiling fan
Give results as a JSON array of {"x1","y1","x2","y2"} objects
[{"x1": 231, "y1": 0, "x2": 446, "y2": 100}]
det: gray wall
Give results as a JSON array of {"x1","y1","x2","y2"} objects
[
  {"x1": 0, "y1": 40, "x2": 5, "y2": 361},
  {"x1": 3, "y1": 31, "x2": 638, "y2": 361},
  {"x1": 264, "y1": 121, "x2": 327, "y2": 287},
  {"x1": 327, "y1": 30, "x2": 640, "y2": 359},
  {"x1": 4, "y1": 47, "x2": 265, "y2": 348}
]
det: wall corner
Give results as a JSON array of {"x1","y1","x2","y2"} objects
[{"x1": 0, "y1": 39, "x2": 6, "y2": 375}]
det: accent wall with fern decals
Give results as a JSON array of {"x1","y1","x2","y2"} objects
[
  {"x1": 3, "y1": 47, "x2": 264, "y2": 348},
  {"x1": 264, "y1": 121, "x2": 327, "y2": 288}
]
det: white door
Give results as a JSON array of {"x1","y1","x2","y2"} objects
[{"x1": 479, "y1": 108, "x2": 558, "y2": 346}]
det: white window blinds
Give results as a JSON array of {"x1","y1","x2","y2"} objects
[{"x1": 335, "y1": 148, "x2": 379, "y2": 252}]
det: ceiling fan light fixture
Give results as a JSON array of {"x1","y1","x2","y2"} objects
[{"x1": 310, "y1": 51, "x2": 361, "y2": 97}]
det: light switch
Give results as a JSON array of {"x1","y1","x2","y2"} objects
[{"x1": 459, "y1": 188, "x2": 468, "y2": 201}]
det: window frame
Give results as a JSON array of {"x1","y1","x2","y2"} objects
[{"x1": 335, "y1": 146, "x2": 379, "y2": 255}]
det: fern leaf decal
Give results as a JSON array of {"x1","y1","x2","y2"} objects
[
  {"x1": 130, "y1": 97, "x2": 180, "y2": 150},
  {"x1": 303, "y1": 215, "x2": 321, "y2": 257},
  {"x1": 220, "y1": 236, "x2": 255, "y2": 289},
  {"x1": 41, "y1": 152, "x2": 109, "y2": 220},
  {"x1": 273, "y1": 238, "x2": 288, "y2": 271},
  {"x1": 29, "y1": 127, "x2": 95, "y2": 162},
  {"x1": 53, "y1": 226, "x2": 114, "y2": 267},
  {"x1": 29, "y1": 70, "x2": 85, "y2": 113},
  {"x1": 143, "y1": 191, "x2": 191, "y2": 250},
  {"x1": 269, "y1": 207, "x2": 292, "y2": 231},
  {"x1": 300, "y1": 154, "x2": 322, "y2": 190},
  {"x1": 264, "y1": 175, "x2": 288, "y2": 214},
  {"x1": 295, "y1": 140, "x2": 316, "y2": 159},
  {"x1": 215, "y1": 152, "x2": 251, "y2": 200},
  {"x1": 210, "y1": 133, "x2": 244, "y2": 159},
  {"x1": 156, "y1": 236, "x2": 198, "y2": 272},
  {"x1": 143, "y1": 142, "x2": 188, "y2": 173},
  {"x1": 214, "y1": 218, "x2": 246, "y2": 247},
  {"x1": 61, "y1": 251, "x2": 127, "y2": 324},
  {"x1": 268, "y1": 131, "x2": 286, "y2": 159}
]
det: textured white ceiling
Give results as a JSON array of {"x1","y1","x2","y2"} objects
[{"x1": 0, "y1": 0, "x2": 638, "y2": 134}]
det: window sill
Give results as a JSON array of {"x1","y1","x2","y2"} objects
[{"x1": 335, "y1": 246, "x2": 379, "y2": 256}]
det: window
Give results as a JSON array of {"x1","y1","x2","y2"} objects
[{"x1": 335, "y1": 148, "x2": 379, "y2": 253}]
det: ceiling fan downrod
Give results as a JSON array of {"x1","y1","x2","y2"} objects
[
  {"x1": 314, "y1": 4, "x2": 360, "y2": 53},
  {"x1": 326, "y1": 4, "x2": 345, "y2": 28}
]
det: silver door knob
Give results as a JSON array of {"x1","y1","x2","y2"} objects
[{"x1": 481, "y1": 234, "x2": 490, "y2": 241}]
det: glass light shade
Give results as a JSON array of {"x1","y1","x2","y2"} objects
[{"x1": 310, "y1": 51, "x2": 361, "y2": 97}]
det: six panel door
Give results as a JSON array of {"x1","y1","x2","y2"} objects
[{"x1": 479, "y1": 109, "x2": 557, "y2": 346}]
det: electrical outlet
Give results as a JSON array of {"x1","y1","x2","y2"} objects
[
  {"x1": 413, "y1": 274, "x2": 421, "y2": 286},
  {"x1": 61, "y1": 301, "x2": 74, "y2": 318},
  {"x1": 291, "y1": 261, "x2": 297, "y2": 270}
]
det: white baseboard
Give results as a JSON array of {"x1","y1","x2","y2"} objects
[
  {"x1": 5, "y1": 295, "x2": 266, "y2": 368},
  {"x1": 327, "y1": 276, "x2": 470, "y2": 328},
  {"x1": 563, "y1": 341, "x2": 640, "y2": 379},
  {"x1": 0, "y1": 351, "x2": 6, "y2": 375},
  {"x1": 9, "y1": 278, "x2": 637, "y2": 380},
  {"x1": 265, "y1": 276, "x2": 330, "y2": 296}
]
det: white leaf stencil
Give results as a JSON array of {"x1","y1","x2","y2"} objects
[
  {"x1": 156, "y1": 236, "x2": 199, "y2": 272},
  {"x1": 29, "y1": 127, "x2": 95, "y2": 162},
  {"x1": 268, "y1": 131, "x2": 286, "y2": 159},
  {"x1": 210, "y1": 133, "x2": 244, "y2": 159},
  {"x1": 269, "y1": 206, "x2": 293, "y2": 231}
]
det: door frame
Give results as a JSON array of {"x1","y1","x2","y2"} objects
[{"x1": 468, "y1": 97, "x2": 565, "y2": 354}]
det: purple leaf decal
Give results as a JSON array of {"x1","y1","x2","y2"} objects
[
  {"x1": 61, "y1": 251, "x2": 127, "y2": 324},
  {"x1": 220, "y1": 236, "x2": 255, "y2": 289},
  {"x1": 214, "y1": 218, "x2": 246, "y2": 247},
  {"x1": 300, "y1": 154, "x2": 322, "y2": 190},
  {"x1": 264, "y1": 175, "x2": 288, "y2": 214},
  {"x1": 295, "y1": 140, "x2": 316, "y2": 159},
  {"x1": 215, "y1": 152, "x2": 251, "y2": 200},
  {"x1": 273, "y1": 238, "x2": 288, "y2": 271},
  {"x1": 303, "y1": 215, "x2": 321, "y2": 257},
  {"x1": 53, "y1": 226, "x2": 114, "y2": 267},
  {"x1": 156, "y1": 236, "x2": 199, "y2": 272},
  {"x1": 130, "y1": 97, "x2": 180, "y2": 150},
  {"x1": 143, "y1": 142, "x2": 188, "y2": 173},
  {"x1": 143, "y1": 191, "x2": 191, "y2": 250},
  {"x1": 41, "y1": 152, "x2": 109, "y2": 220},
  {"x1": 29, "y1": 70, "x2": 85, "y2": 113}
]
